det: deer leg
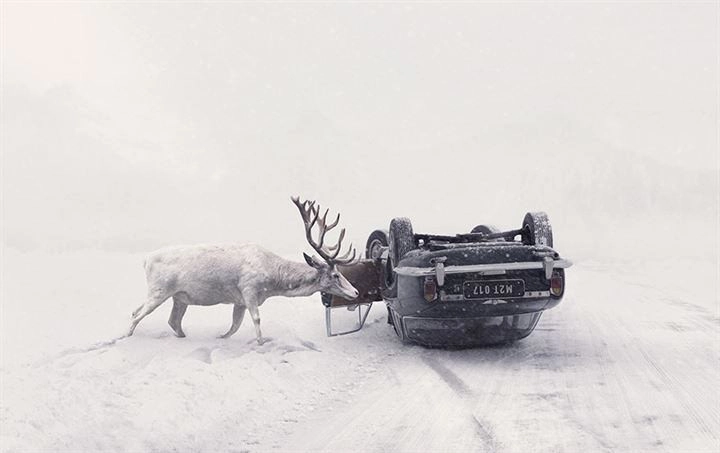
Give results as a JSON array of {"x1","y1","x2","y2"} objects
[
  {"x1": 127, "y1": 295, "x2": 168, "y2": 336},
  {"x1": 245, "y1": 301, "x2": 267, "y2": 345},
  {"x1": 168, "y1": 298, "x2": 188, "y2": 338},
  {"x1": 219, "y1": 304, "x2": 246, "y2": 339}
]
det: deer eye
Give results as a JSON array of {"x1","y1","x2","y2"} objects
[{"x1": 332, "y1": 274, "x2": 340, "y2": 280}]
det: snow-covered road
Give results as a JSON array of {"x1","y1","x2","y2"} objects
[
  {"x1": 288, "y1": 261, "x2": 719, "y2": 452},
  {"x1": 1, "y1": 253, "x2": 718, "y2": 452}
]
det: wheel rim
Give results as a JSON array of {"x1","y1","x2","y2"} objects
[{"x1": 368, "y1": 239, "x2": 383, "y2": 260}]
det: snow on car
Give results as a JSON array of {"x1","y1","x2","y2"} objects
[{"x1": 322, "y1": 212, "x2": 572, "y2": 346}]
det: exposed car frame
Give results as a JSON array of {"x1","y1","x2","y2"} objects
[{"x1": 321, "y1": 212, "x2": 572, "y2": 347}]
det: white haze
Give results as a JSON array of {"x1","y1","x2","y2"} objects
[
  {"x1": 1, "y1": 2, "x2": 717, "y2": 262},
  {"x1": 2, "y1": 4, "x2": 719, "y2": 452}
]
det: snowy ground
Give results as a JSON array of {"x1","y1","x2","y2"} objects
[
  {"x1": 3, "y1": 2, "x2": 717, "y2": 452},
  {"x1": 1, "y1": 250, "x2": 718, "y2": 452}
]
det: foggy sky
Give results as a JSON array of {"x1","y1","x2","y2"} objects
[{"x1": 1, "y1": 2, "x2": 717, "y2": 259}]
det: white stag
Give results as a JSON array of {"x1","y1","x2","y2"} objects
[{"x1": 127, "y1": 197, "x2": 359, "y2": 343}]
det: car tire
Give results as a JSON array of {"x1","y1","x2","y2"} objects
[
  {"x1": 471, "y1": 224, "x2": 500, "y2": 234},
  {"x1": 365, "y1": 229, "x2": 389, "y2": 260},
  {"x1": 471, "y1": 224, "x2": 505, "y2": 241},
  {"x1": 389, "y1": 217, "x2": 415, "y2": 264},
  {"x1": 384, "y1": 217, "x2": 415, "y2": 299},
  {"x1": 521, "y1": 212, "x2": 553, "y2": 247}
]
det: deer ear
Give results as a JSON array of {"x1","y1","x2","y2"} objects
[
  {"x1": 303, "y1": 252, "x2": 318, "y2": 268},
  {"x1": 304, "y1": 253, "x2": 328, "y2": 269}
]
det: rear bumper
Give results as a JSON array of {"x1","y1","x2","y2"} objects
[
  {"x1": 395, "y1": 258, "x2": 573, "y2": 280},
  {"x1": 399, "y1": 312, "x2": 543, "y2": 347}
]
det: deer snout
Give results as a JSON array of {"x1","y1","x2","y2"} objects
[{"x1": 340, "y1": 282, "x2": 359, "y2": 300}]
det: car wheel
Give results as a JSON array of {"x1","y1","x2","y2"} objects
[
  {"x1": 521, "y1": 212, "x2": 553, "y2": 247},
  {"x1": 471, "y1": 224, "x2": 499, "y2": 234},
  {"x1": 389, "y1": 217, "x2": 415, "y2": 264},
  {"x1": 470, "y1": 224, "x2": 504, "y2": 241},
  {"x1": 365, "y1": 229, "x2": 389, "y2": 260},
  {"x1": 384, "y1": 217, "x2": 415, "y2": 298}
]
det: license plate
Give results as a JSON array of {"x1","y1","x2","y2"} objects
[{"x1": 463, "y1": 279, "x2": 525, "y2": 299}]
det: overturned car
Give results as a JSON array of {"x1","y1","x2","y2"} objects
[{"x1": 321, "y1": 212, "x2": 572, "y2": 347}]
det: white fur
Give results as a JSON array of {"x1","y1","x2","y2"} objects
[{"x1": 127, "y1": 244, "x2": 358, "y2": 343}]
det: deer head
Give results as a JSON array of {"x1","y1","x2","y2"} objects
[{"x1": 291, "y1": 196, "x2": 359, "y2": 300}]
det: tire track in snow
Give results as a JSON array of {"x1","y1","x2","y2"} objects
[
  {"x1": 421, "y1": 354, "x2": 500, "y2": 452},
  {"x1": 421, "y1": 354, "x2": 473, "y2": 397},
  {"x1": 279, "y1": 342, "x2": 494, "y2": 453},
  {"x1": 636, "y1": 345, "x2": 716, "y2": 439}
]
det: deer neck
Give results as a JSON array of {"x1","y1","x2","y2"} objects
[{"x1": 270, "y1": 259, "x2": 322, "y2": 298}]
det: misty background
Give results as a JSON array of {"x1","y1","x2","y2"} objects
[
  {"x1": 2, "y1": 5, "x2": 719, "y2": 451},
  {"x1": 2, "y1": 2, "x2": 717, "y2": 261}
]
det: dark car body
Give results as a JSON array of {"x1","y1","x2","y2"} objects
[
  {"x1": 386, "y1": 242, "x2": 569, "y2": 346},
  {"x1": 321, "y1": 213, "x2": 572, "y2": 347}
]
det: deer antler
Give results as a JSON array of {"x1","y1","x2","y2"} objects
[{"x1": 291, "y1": 196, "x2": 357, "y2": 266}]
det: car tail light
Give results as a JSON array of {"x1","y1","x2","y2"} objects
[
  {"x1": 424, "y1": 277, "x2": 438, "y2": 302},
  {"x1": 550, "y1": 271, "x2": 564, "y2": 296}
]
